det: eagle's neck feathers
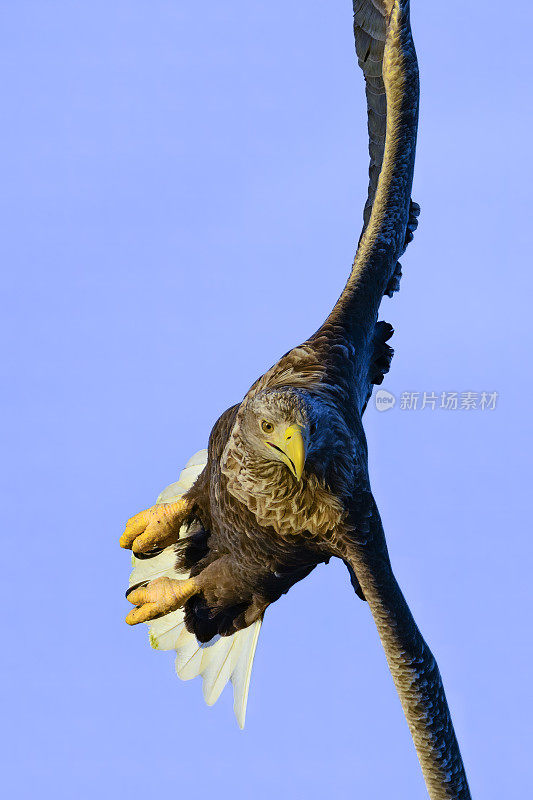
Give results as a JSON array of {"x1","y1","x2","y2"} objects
[{"x1": 221, "y1": 422, "x2": 346, "y2": 539}]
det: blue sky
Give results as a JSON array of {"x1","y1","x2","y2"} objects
[{"x1": 2, "y1": 2, "x2": 532, "y2": 798}]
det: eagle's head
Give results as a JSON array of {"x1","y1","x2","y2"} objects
[
  {"x1": 237, "y1": 387, "x2": 346, "y2": 485},
  {"x1": 239, "y1": 389, "x2": 310, "y2": 481}
]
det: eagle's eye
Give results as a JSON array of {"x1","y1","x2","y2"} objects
[{"x1": 261, "y1": 420, "x2": 274, "y2": 434}]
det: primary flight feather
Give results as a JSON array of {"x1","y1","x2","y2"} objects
[{"x1": 121, "y1": 3, "x2": 472, "y2": 798}]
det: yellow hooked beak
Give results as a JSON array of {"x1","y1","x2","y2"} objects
[{"x1": 277, "y1": 424, "x2": 307, "y2": 482}]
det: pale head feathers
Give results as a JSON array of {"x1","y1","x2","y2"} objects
[{"x1": 221, "y1": 387, "x2": 350, "y2": 539}]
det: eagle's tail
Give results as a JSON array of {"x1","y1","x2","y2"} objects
[{"x1": 127, "y1": 449, "x2": 262, "y2": 729}]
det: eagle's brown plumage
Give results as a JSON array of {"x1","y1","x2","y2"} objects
[{"x1": 122, "y1": 3, "x2": 472, "y2": 798}]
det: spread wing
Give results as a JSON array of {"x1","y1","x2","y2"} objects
[
  {"x1": 127, "y1": 449, "x2": 262, "y2": 729},
  {"x1": 344, "y1": 496, "x2": 472, "y2": 798},
  {"x1": 317, "y1": 0, "x2": 420, "y2": 347}
]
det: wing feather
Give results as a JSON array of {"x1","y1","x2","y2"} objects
[{"x1": 321, "y1": 0, "x2": 419, "y2": 342}]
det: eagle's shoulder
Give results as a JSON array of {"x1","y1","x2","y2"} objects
[{"x1": 248, "y1": 343, "x2": 326, "y2": 397}]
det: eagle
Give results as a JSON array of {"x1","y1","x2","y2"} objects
[{"x1": 120, "y1": 3, "x2": 472, "y2": 799}]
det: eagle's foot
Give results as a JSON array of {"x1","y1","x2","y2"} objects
[
  {"x1": 119, "y1": 497, "x2": 190, "y2": 554},
  {"x1": 125, "y1": 576, "x2": 198, "y2": 625}
]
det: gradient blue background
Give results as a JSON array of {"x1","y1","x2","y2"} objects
[{"x1": 3, "y1": 2, "x2": 532, "y2": 798}]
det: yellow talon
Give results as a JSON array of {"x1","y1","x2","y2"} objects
[
  {"x1": 119, "y1": 497, "x2": 190, "y2": 553},
  {"x1": 125, "y1": 577, "x2": 198, "y2": 625}
]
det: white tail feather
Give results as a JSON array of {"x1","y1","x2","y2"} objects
[
  {"x1": 176, "y1": 639, "x2": 204, "y2": 680},
  {"x1": 231, "y1": 621, "x2": 262, "y2": 729},
  {"x1": 201, "y1": 636, "x2": 237, "y2": 706},
  {"x1": 148, "y1": 610, "x2": 186, "y2": 651},
  {"x1": 128, "y1": 448, "x2": 262, "y2": 727}
]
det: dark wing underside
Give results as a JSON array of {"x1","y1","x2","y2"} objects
[
  {"x1": 354, "y1": 0, "x2": 390, "y2": 230},
  {"x1": 302, "y1": 1, "x2": 420, "y2": 414},
  {"x1": 354, "y1": 1, "x2": 420, "y2": 290},
  {"x1": 319, "y1": 2, "x2": 419, "y2": 340}
]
